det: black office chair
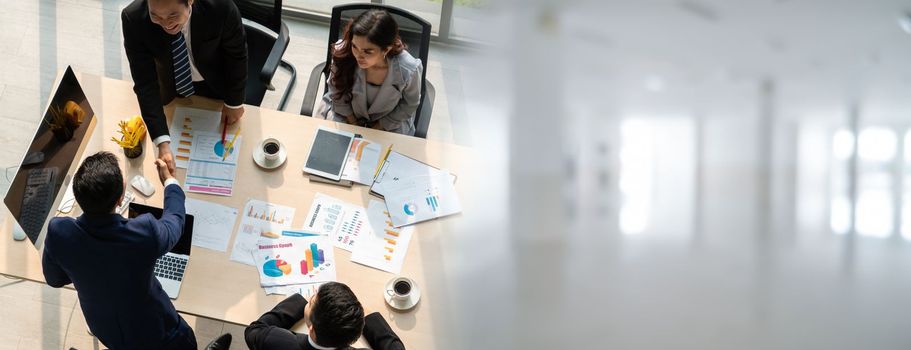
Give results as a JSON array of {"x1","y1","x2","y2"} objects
[
  {"x1": 232, "y1": 0, "x2": 297, "y2": 110},
  {"x1": 300, "y1": 4, "x2": 435, "y2": 139}
]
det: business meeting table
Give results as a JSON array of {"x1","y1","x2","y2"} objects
[{"x1": 0, "y1": 71, "x2": 476, "y2": 349}]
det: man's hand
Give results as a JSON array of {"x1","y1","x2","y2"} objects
[
  {"x1": 157, "y1": 142, "x2": 176, "y2": 175},
  {"x1": 223, "y1": 105, "x2": 244, "y2": 125},
  {"x1": 154, "y1": 159, "x2": 176, "y2": 185}
]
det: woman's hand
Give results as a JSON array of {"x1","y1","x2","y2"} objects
[{"x1": 344, "y1": 114, "x2": 358, "y2": 125}]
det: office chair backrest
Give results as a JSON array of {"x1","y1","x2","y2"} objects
[
  {"x1": 324, "y1": 4, "x2": 432, "y2": 130},
  {"x1": 233, "y1": 0, "x2": 282, "y2": 33}
]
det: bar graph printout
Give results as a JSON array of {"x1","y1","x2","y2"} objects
[
  {"x1": 230, "y1": 199, "x2": 296, "y2": 265},
  {"x1": 255, "y1": 234, "x2": 337, "y2": 287},
  {"x1": 351, "y1": 200, "x2": 415, "y2": 274},
  {"x1": 168, "y1": 107, "x2": 221, "y2": 168}
]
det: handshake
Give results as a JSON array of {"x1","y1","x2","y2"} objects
[{"x1": 153, "y1": 158, "x2": 176, "y2": 186}]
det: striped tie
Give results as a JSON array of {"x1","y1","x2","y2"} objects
[{"x1": 171, "y1": 32, "x2": 195, "y2": 97}]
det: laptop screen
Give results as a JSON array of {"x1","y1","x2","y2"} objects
[{"x1": 127, "y1": 203, "x2": 194, "y2": 255}]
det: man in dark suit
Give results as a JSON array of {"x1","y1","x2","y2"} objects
[
  {"x1": 245, "y1": 282, "x2": 406, "y2": 350},
  {"x1": 122, "y1": 0, "x2": 247, "y2": 173},
  {"x1": 42, "y1": 152, "x2": 196, "y2": 349}
]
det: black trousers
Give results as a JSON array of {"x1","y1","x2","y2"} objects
[{"x1": 162, "y1": 316, "x2": 198, "y2": 350}]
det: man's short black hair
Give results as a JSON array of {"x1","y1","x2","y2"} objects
[
  {"x1": 148, "y1": 0, "x2": 190, "y2": 6},
  {"x1": 73, "y1": 151, "x2": 123, "y2": 215},
  {"x1": 310, "y1": 282, "x2": 366, "y2": 347}
]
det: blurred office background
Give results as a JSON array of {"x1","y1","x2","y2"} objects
[{"x1": 5, "y1": 0, "x2": 911, "y2": 349}]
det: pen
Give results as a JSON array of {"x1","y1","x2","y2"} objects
[
  {"x1": 221, "y1": 121, "x2": 227, "y2": 148},
  {"x1": 223, "y1": 126, "x2": 241, "y2": 161},
  {"x1": 374, "y1": 144, "x2": 393, "y2": 179}
]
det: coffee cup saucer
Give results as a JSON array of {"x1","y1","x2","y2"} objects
[
  {"x1": 384, "y1": 278, "x2": 421, "y2": 311},
  {"x1": 253, "y1": 143, "x2": 287, "y2": 170}
]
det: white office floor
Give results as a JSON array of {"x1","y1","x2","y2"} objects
[{"x1": 0, "y1": 0, "x2": 481, "y2": 349}]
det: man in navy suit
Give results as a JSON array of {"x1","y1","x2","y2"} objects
[
  {"x1": 42, "y1": 151, "x2": 196, "y2": 349},
  {"x1": 245, "y1": 282, "x2": 406, "y2": 350}
]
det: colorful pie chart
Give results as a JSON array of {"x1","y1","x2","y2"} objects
[
  {"x1": 403, "y1": 202, "x2": 418, "y2": 216},
  {"x1": 214, "y1": 140, "x2": 232, "y2": 158},
  {"x1": 262, "y1": 258, "x2": 291, "y2": 277}
]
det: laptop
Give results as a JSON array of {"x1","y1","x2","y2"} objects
[{"x1": 128, "y1": 203, "x2": 195, "y2": 300}]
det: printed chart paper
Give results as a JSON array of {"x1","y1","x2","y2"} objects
[
  {"x1": 185, "y1": 197, "x2": 238, "y2": 252},
  {"x1": 351, "y1": 200, "x2": 415, "y2": 274},
  {"x1": 168, "y1": 107, "x2": 222, "y2": 168},
  {"x1": 230, "y1": 199, "x2": 295, "y2": 265},
  {"x1": 385, "y1": 172, "x2": 462, "y2": 228},
  {"x1": 302, "y1": 193, "x2": 371, "y2": 252},
  {"x1": 186, "y1": 131, "x2": 241, "y2": 196},
  {"x1": 255, "y1": 234, "x2": 337, "y2": 287}
]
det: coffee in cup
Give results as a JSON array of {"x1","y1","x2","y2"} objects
[
  {"x1": 386, "y1": 277, "x2": 414, "y2": 302},
  {"x1": 263, "y1": 141, "x2": 280, "y2": 155},
  {"x1": 260, "y1": 138, "x2": 283, "y2": 162}
]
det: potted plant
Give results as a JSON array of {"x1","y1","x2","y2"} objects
[
  {"x1": 45, "y1": 100, "x2": 85, "y2": 143},
  {"x1": 111, "y1": 115, "x2": 147, "y2": 159}
]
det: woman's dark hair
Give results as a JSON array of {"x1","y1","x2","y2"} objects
[
  {"x1": 309, "y1": 282, "x2": 366, "y2": 347},
  {"x1": 329, "y1": 10, "x2": 406, "y2": 101},
  {"x1": 73, "y1": 152, "x2": 124, "y2": 215}
]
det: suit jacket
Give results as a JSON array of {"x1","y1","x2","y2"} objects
[
  {"x1": 321, "y1": 50, "x2": 423, "y2": 136},
  {"x1": 245, "y1": 293, "x2": 406, "y2": 350},
  {"x1": 42, "y1": 184, "x2": 188, "y2": 350},
  {"x1": 122, "y1": 0, "x2": 247, "y2": 140}
]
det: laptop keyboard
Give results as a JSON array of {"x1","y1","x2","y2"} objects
[{"x1": 154, "y1": 254, "x2": 187, "y2": 282}]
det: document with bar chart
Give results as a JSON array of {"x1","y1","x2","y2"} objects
[
  {"x1": 351, "y1": 200, "x2": 415, "y2": 274},
  {"x1": 302, "y1": 193, "x2": 372, "y2": 252},
  {"x1": 255, "y1": 234, "x2": 336, "y2": 287},
  {"x1": 230, "y1": 199, "x2": 296, "y2": 266},
  {"x1": 167, "y1": 107, "x2": 221, "y2": 168}
]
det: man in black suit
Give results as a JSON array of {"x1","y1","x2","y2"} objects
[
  {"x1": 122, "y1": 0, "x2": 247, "y2": 173},
  {"x1": 42, "y1": 152, "x2": 195, "y2": 349},
  {"x1": 245, "y1": 282, "x2": 406, "y2": 350}
]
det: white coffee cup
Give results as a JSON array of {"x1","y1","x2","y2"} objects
[
  {"x1": 386, "y1": 277, "x2": 414, "y2": 303},
  {"x1": 261, "y1": 138, "x2": 282, "y2": 162}
]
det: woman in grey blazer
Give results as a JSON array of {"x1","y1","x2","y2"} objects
[{"x1": 319, "y1": 10, "x2": 424, "y2": 136}]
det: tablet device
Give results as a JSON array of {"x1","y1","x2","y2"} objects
[{"x1": 303, "y1": 126, "x2": 356, "y2": 181}]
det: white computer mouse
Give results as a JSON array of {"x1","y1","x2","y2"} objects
[{"x1": 130, "y1": 175, "x2": 155, "y2": 197}]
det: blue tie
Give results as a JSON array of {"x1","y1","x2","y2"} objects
[{"x1": 171, "y1": 32, "x2": 195, "y2": 97}]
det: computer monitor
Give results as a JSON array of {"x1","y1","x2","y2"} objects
[{"x1": 3, "y1": 66, "x2": 96, "y2": 248}]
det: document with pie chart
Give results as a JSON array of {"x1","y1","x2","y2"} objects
[
  {"x1": 254, "y1": 234, "x2": 336, "y2": 287},
  {"x1": 384, "y1": 171, "x2": 462, "y2": 228},
  {"x1": 186, "y1": 131, "x2": 241, "y2": 196}
]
